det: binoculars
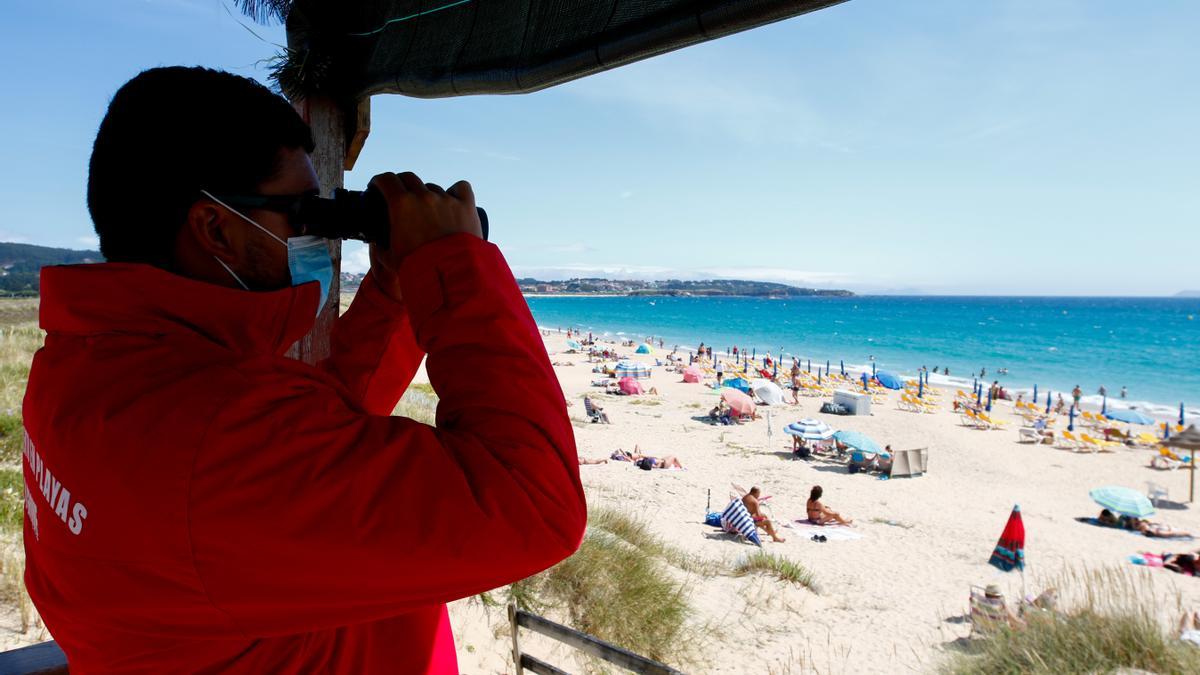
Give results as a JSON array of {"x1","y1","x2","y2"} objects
[{"x1": 298, "y1": 186, "x2": 489, "y2": 247}]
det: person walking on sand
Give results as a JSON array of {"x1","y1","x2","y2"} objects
[
  {"x1": 743, "y1": 487, "x2": 785, "y2": 542},
  {"x1": 807, "y1": 485, "x2": 853, "y2": 526},
  {"x1": 716, "y1": 359, "x2": 725, "y2": 386}
]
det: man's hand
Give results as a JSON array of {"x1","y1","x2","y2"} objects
[{"x1": 368, "y1": 172, "x2": 482, "y2": 301}]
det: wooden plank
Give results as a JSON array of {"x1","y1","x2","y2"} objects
[
  {"x1": 287, "y1": 96, "x2": 344, "y2": 364},
  {"x1": 515, "y1": 610, "x2": 682, "y2": 674},
  {"x1": 0, "y1": 640, "x2": 69, "y2": 674},
  {"x1": 520, "y1": 654, "x2": 571, "y2": 675}
]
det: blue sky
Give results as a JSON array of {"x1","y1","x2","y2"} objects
[{"x1": 1, "y1": 0, "x2": 1197, "y2": 295}]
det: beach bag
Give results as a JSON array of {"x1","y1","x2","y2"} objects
[
  {"x1": 820, "y1": 402, "x2": 848, "y2": 415},
  {"x1": 637, "y1": 458, "x2": 654, "y2": 471},
  {"x1": 704, "y1": 512, "x2": 723, "y2": 528}
]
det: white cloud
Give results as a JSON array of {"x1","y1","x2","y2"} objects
[
  {"x1": 76, "y1": 235, "x2": 100, "y2": 249},
  {"x1": 511, "y1": 263, "x2": 851, "y2": 287},
  {"x1": 0, "y1": 230, "x2": 29, "y2": 244},
  {"x1": 342, "y1": 243, "x2": 371, "y2": 274}
]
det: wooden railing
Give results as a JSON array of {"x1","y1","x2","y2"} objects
[
  {"x1": 508, "y1": 603, "x2": 683, "y2": 675},
  {"x1": 0, "y1": 640, "x2": 67, "y2": 674}
]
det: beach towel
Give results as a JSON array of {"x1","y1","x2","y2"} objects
[
  {"x1": 720, "y1": 499, "x2": 762, "y2": 546},
  {"x1": 1076, "y1": 517, "x2": 1194, "y2": 540},
  {"x1": 788, "y1": 520, "x2": 863, "y2": 541}
]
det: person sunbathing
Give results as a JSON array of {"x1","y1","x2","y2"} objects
[
  {"x1": 743, "y1": 486, "x2": 785, "y2": 542},
  {"x1": 578, "y1": 457, "x2": 608, "y2": 465},
  {"x1": 636, "y1": 455, "x2": 683, "y2": 470},
  {"x1": 1099, "y1": 509, "x2": 1193, "y2": 538},
  {"x1": 807, "y1": 485, "x2": 853, "y2": 526}
]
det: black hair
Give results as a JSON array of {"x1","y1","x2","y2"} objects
[
  {"x1": 87, "y1": 66, "x2": 315, "y2": 266},
  {"x1": 810, "y1": 485, "x2": 823, "y2": 501}
]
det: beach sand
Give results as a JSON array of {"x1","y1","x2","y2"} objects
[{"x1": 445, "y1": 331, "x2": 1200, "y2": 673}]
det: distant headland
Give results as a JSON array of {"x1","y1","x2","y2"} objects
[{"x1": 514, "y1": 277, "x2": 854, "y2": 297}]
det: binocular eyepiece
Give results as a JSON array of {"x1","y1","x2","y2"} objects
[{"x1": 296, "y1": 186, "x2": 488, "y2": 247}]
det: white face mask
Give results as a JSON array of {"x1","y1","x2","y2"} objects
[{"x1": 201, "y1": 190, "x2": 333, "y2": 316}]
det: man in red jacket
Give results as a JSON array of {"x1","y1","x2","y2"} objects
[{"x1": 22, "y1": 66, "x2": 586, "y2": 673}]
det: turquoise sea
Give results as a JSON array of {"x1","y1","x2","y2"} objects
[{"x1": 525, "y1": 295, "x2": 1200, "y2": 420}]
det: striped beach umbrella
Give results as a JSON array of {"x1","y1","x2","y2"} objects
[
  {"x1": 784, "y1": 418, "x2": 834, "y2": 440},
  {"x1": 614, "y1": 361, "x2": 651, "y2": 380},
  {"x1": 1089, "y1": 486, "x2": 1154, "y2": 518},
  {"x1": 988, "y1": 505, "x2": 1026, "y2": 572}
]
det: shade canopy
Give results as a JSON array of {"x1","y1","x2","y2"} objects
[
  {"x1": 784, "y1": 418, "x2": 833, "y2": 440},
  {"x1": 242, "y1": 0, "x2": 847, "y2": 100},
  {"x1": 832, "y1": 430, "x2": 882, "y2": 455},
  {"x1": 874, "y1": 370, "x2": 904, "y2": 390},
  {"x1": 1161, "y1": 425, "x2": 1200, "y2": 450},
  {"x1": 721, "y1": 389, "x2": 755, "y2": 416},
  {"x1": 635, "y1": 343, "x2": 653, "y2": 354},
  {"x1": 1089, "y1": 486, "x2": 1155, "y2": 518},
  {"x1": 753, "y1": 380, "x2": 786, "y2": 405},
  {"x1": 1105, "y1": 409, "x2": 1155, "y2": 425}
]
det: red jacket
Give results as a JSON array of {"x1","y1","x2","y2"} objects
[{"x1": 22, "y1": 235, "x2": 585, "y2": 673}]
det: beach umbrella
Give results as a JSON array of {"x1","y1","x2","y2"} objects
[
  {"x1": 918, "y1": 377, "x2": 924, "y2": 399},
  {"x1": 861, "y1": 372, "x2": 869, "y2": 391},
  {"x1": 1033, "y1": 384, "x2": 1038, "y2": 403},
  {"x1": 752, "y1": 348, "x2": 756, "y2": 360},
  {"x1": 614, "y1": 361, "x2": 651, "y2": 380},
  {"x1": 826, "y1": 360, "x2": 831, "y2": 375},
  {"x1": 817, "y1": 371, "x2": 822, "y2": 385},
  {"x1": 807, "y1": 359, "x2": 812, "y2": 373},
  {"x1": 1161, "y1": 426, "x2": 1200, "y2": 501},
  {"x1": 635, "y1": 343, "x2": 652, "y2": 354},
  {"x1": 977, "y1": 387, "x2": 982, "y2": 406},
  {"x1": 832, "y1": 430, "x2": 882, "y2": 455},
  {"x1": 840, "y1": 360, "x2": 845, "y2": 376},
  {"x1": 1106, "y1": 409, "x2": 1154, "y2": 425},
  {"x1": 872, "y1": 361, "x2": 877, "y2": 377},
  {"x1": 1182, "y1": 403, "x2": 1187, "y2": 426},
  {"x1": 565, "y1": 339, "x2": 582, "y2": 351},
  {"x1": 752, "y1": 380, "x2": 785, "y2": 406},
  {"x1": 875, "y1": 371, "x2": 904, "y2": 390},
  {"x1": 1045, "y1": 391, "x2": 1052, "y2": 415},
  {"x1": 988, "y1": 505, "x2": 1026, "y2": 572},
  {"x1": 1089, "y1": 486, "x2": 1155, "y2": 518},
  {"x1": 617, "y1": 377, "x2": 644, "y2": 395},
  {"x1": 772, "y1": 361, "x2": 778, "y2": 378},
  {"x1": 682, "y1": 366, "x2": 703, "y2": 383},
  {"x1": 1068, "y1": 406, "x2": 1075, "y2": 431},
  {"x1": 1101, "y1": 394, "x2": 1107, "y2": 416},
  {"x1": 721, "y1": 388, "x2": 756, "y2": 417},
  {"x1": 722, "y1": 377, "x2": 753, "y2": 394},
  {"x1": 785, "y1": 418, "x2": 834, "y2": 440},
  {"x1": 986, "y1": 386, "x2": 993, "y2": 412}
]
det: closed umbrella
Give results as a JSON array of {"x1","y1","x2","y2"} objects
[
  {"x1": 1033, "y1": 384, "x2": 1038, "y2": 402},
  {"x1": 1106, "y1": 409, "x2": 1154, "y2": 425},
  {"x1": 1101, "y1": 394, "x2": 1107, "y2": 416},
  {"x1": 840, "y1": 360, "x2": 845, "y2": 376},
  {"x1": 1089, "y1": 486, "x2": 1155, "y2": 518},
  {"x1": 988, "y1": 505, "x2": 1026, "y2": 572},
  {"x1": 832, "y1": 430, "x2": 882, "y2": 455},
  {"x1": 872, "y1": 361, "x2": 877, "y2": 377},
  {"x1": 1068, "y1": 406, "x2": 1075, "y2": 431},
  {"x1": 860, "y1": 372, "x2": 869, "y2": 391},
  {"x1": 807, "y1": 359, "x2": 812, "y2": 373},
  {"x1": 826, "y1": 360, "x2": 831, "y2": 375},
  {"x1": 987, "y1": 386, "x2": 993, "y2": 412},
  {"x1": 1045, "y1": 391, "x2": 1052, "y2": 415},
  {"x1": 1182, "y1": 403, "x2": 1187, "y2": 426},
  {"x1": 875, "y1": 371, "x2": 903, "y2": 390},
  {"x1": 918, "y1": 377, "x2": 924, "y2": 398},
  {"x1": 721, "y1": 389, "x2": 756, "y2": 417},
  {"x1": 784, "y1": 418, "x2": 834, "y2": 441}
]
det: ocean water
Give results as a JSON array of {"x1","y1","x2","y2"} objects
[{"x1": 525, "y1": 295, "x2": 1200, "y2": 420}]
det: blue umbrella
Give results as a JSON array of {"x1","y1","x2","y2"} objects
[
  {"x1": 986, "y1": 386, "x2": 993, "y2": 412},
  {"x1": 840, "y1": 360, "x2": 845, "y2": 376},
  {"x1": 807, "y1": 359, "x2": 812, "y2": 373},
  {"x1": 875, "y1": 370, "x2": 904, "y2": 390},
  {"x1": 786, "y1": 418, "x2": 834, "y2": 440},
  {"x1": 861, "y1": 372, "x2": 869, "y2": 391},
  {"x1": 818, "y1": 371, "x2": 822, "y2": 385},
  {"x1": 752, "y1": 348, "x2": 756, "y2": 360},
  {"x1": 1046, "y1": 391, "x2": 1052, "y2": 415},
  {"x1": 722, "y1": 377, "x2": 753, "y2": 394},
  {"x1": 872, "y1": 361, "x2": 877, "y2": 377},
  {"x1": 1106, "y1": 409, "x2": 1155, "y2": 425},
  {"x1": 565, "y1": 339, "x2": 582, "y2": 351},
  {"x1": 1089, "y1": 486, "x2": 1155, "y2": 518},
  {"x1": 1068, "y1": 405, "x2": 1075, "y2": 431},
  {"x1": 1182, "y1": 403, "x2": 1187, "y2": 426},
  {"x1": 1164, "y1": 421, "x2": 1171, "y2": 440},
  {"x1": 977, "y1": 387, "x2": 983, "y2": 406},
  {"x1": 1101, "y1": 394, "x2": 1107, "y2": 416},
  {"x1": 773, "y1": 362, "x2": 778, "y2": 378},
  {"x1": 1033, "y1": 384, "x2": 1038, "y2": 402},
  {"x1": 918, "y1": 377, "x2": 924, "y2": 398},
  {"x1": 833, "y1": 430, "x2": 883, "y2": 455},
  {"x1": 826, "y1": 360, "x2": 831, "y2": 376}
]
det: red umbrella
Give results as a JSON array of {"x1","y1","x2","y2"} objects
[
  {"x1": 682, "y1": 366, "x2": 703, "y2": 383},
  {"x1": 618, "y1": 377, "x2": 644, "y2": 395},
  {"x1": 988, "y1": 504, "x2": 1025, "y2": 572}
]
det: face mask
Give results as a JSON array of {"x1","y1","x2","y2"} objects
[{"x1": 201, "y1": 190, "x2": 333, "y2": 317}]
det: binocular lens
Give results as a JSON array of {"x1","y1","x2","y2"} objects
[{"x1": 297, "y1": 187, "x2": 488, "y2": 245}]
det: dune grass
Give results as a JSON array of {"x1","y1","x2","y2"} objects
[
  {"x1": 944, "y1": 566, "x2": 1200, "y2": 674},
  {"x1": 505, "y1": 507, "x2": 699, "y2": 667},
  {"x1": 734, "y1": 552, "x2": 816, "y2": 590}
]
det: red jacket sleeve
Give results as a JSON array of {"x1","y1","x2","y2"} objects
[
  {"x1": 319, "y1": 271, "x2": 424, "y2": 415},
  {"x1": 187, "y1": 235, "x2": 586, "y2": 636}
]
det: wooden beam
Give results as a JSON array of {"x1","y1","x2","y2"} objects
[{"x1": 288, "y1": 96, "x2": 345, "y2": 364}]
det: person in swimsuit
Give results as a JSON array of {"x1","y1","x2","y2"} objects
[
  {"x1": 807, "y1": 485, "x2": 852, "y2": 526},
  {"x1": 742, "y1": 487, "x2": 785, "y2": 542}
]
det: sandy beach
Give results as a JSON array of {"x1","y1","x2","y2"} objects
[{"x1": 445, "y1": 330, "x2": 1200, "y2": 674}]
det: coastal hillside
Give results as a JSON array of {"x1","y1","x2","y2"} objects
[
  {"x1": 516, "y1": 277, "x2": 853, "y2": 297},
  {"x1": 0, "y1": 242, "x2": 102, "y2": 296}
]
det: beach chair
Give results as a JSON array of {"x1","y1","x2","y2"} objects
[
  {"x1": 1147, "y1": 481, "x2": 1170, "y2": 506},
  {"x1": 1018, "y1": 427, "x2": 1045, "y2": 444},
  {"x1": 977, "y1": 412, "x2": 1008, "y2": 430},
  {"x1": 583, "y1": 396, "x2": 610, "y2": 424},
  {"x1": 961, "y1": 409, "x2": 987, "y2": 429},
  {"x1": 968, "y1": 586, "x2": 1011, "y2": 637},
  {"x1": 1058, "y1": 430, "x2": 1081, "y2": 450},
  {"x1": 1080, "y1": 434, "x2": 1117, "y2": 453}
]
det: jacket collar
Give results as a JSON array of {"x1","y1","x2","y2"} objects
[{"x1": 39, "y1": 263, "x2": 319, "y2": 355}]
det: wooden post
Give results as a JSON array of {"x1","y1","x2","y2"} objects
[{"x1": 508, "y1": 602, "x2": 524, "y2": 674}]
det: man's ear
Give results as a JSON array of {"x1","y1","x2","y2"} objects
[{"x1": 184, "y1": 200, "x2": 239, "y2": 263}]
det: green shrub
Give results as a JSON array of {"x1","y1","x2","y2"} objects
[
  {"x1": 0, "y1": 468, "x2": 24, "y2": 534},
  {"x1": 0, "y1": 414, "x2": 23, "y2": 464},
  {"x1": 734, "y1": 552, "x2": 816, "y2": 589}
]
